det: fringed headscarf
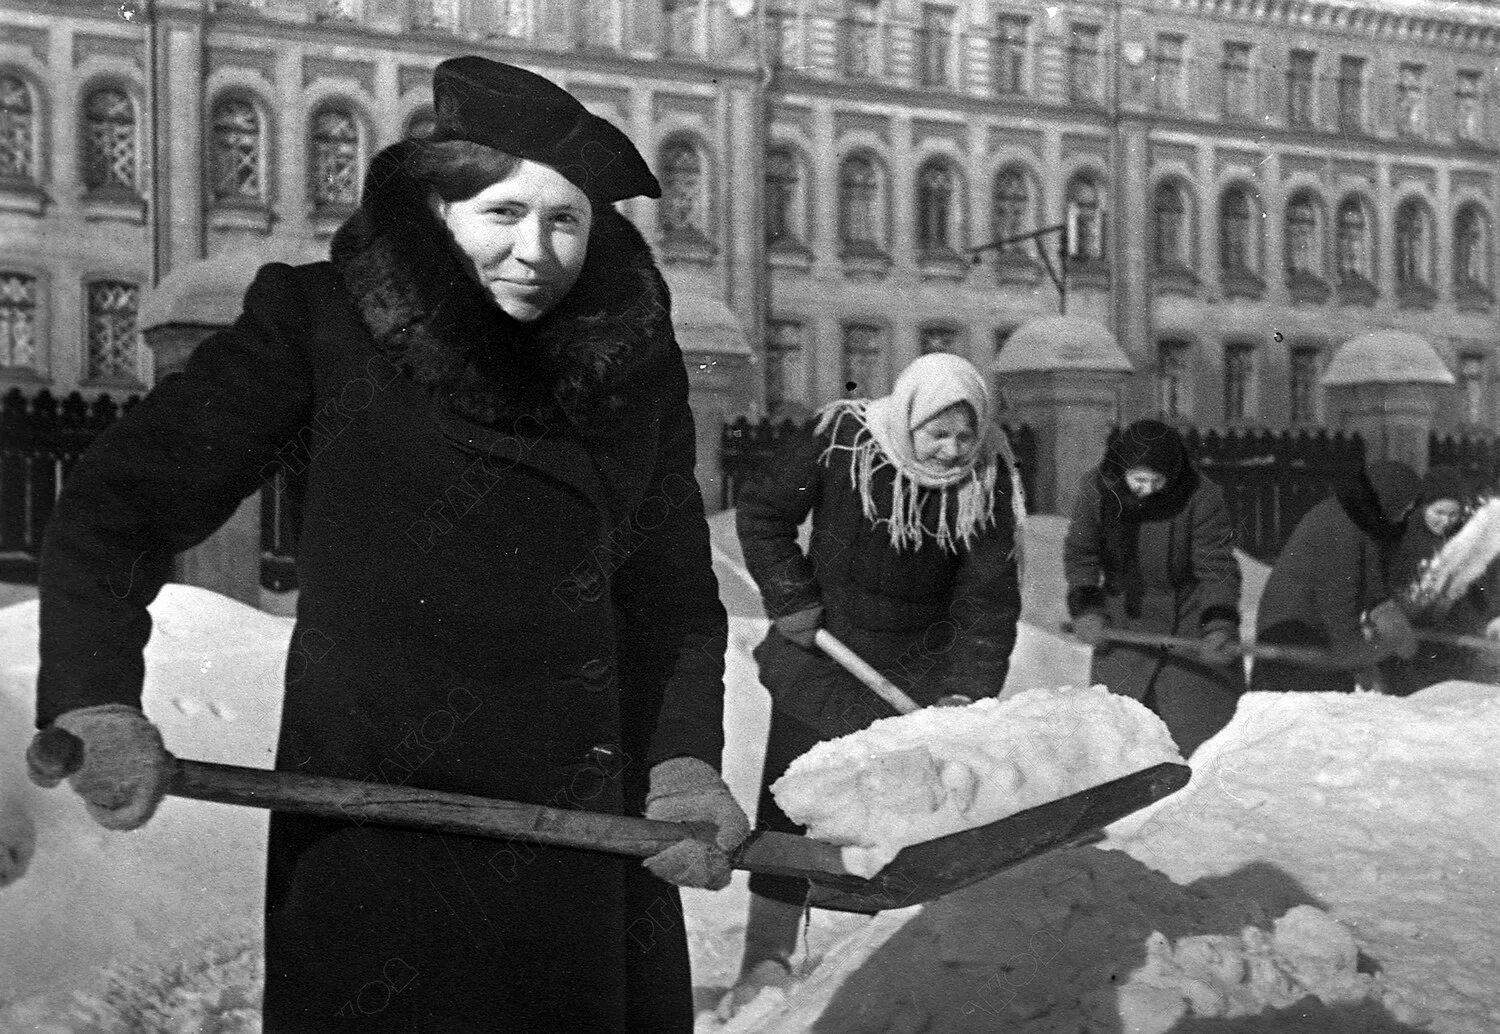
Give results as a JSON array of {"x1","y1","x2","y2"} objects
[{"x1": 813, "y1": 353, "x2": 1028, "y2": 558}]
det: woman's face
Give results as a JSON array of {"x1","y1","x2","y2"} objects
[
  {"x1": 434, "y1": 159, "x2": 593, "y2": 323},
  {"x1": 912, "y1": 403, "x2": 977, "y2": 472},
  {"x1": 1424, "y1": 498, "x2": 1463, "y2": 536},
  {"x1": 1124, "y1": 466, "x2": 1169, "y2": 498}
]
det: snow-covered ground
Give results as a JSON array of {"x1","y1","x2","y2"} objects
[{"x1": 0, "y1": 511, "x2": 1495, "y2": 1033}]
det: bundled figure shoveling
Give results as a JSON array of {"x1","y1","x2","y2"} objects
[{"x1": 730, "y1": 352, "x2": 1028, "y2": 1011}]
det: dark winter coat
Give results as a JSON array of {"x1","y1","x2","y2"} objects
[
  {"x1": 1063, "y1": 465, "x2": 1245, "y2": 757},
  {"x1": 35, "y1": 145, "x2": 724, "y2": 1032},
  {"x1": 735, "y1": 421, "x2": 1021, "y2": 905},
  {"x1": 1251, "y1": 466, "x2": 1412, "y2": 695}
]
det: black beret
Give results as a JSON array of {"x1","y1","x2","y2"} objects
[{"x1": 430, "y1": 56, "x2": 661, "y2": 204}]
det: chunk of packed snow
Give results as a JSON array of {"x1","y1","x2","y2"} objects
[{"x1": 771, "y1": 685, "x2": 1184, "y2": 877}]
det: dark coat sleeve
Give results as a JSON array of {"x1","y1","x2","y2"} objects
[
  {"x1": 1296, "y1": 501, "x2": 1385, "y2": 654},
  {"x1": 939, "y1": 476, "x2": 1021, "y2": 699},
  {"x1": 1183, "y1": 478, "x2": 1242, "y2": 635},
  {"x1": 36, "y1": 264, "x2": 316, "y2": 726},
  {"x1": 1062, "y1": 474, "x2": 1109, "y2": 617},
  {"x1": 734, "y1": 426, "x2": 825, "y2": 620},
  {"x1": 612, "y1": 367, "x2": 729, "y2": 774}
]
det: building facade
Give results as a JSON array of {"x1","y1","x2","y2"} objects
[{"x1": 2, "y1": 0, "x2": 1498, "y2": 438}]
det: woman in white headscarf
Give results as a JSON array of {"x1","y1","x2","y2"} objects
[{"x1": 728, "y1": 353, "x2": 1025, "y2": 1010}]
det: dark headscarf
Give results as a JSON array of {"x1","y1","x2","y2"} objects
[
  {"x1": 1418, "y1": 465, "x2": 1470, "y2": 509},
  {"x1": 1095, "y1": 420, "x2": 1201, "y2": 616}
]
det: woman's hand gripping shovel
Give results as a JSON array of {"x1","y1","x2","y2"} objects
[
  {"x1": 28, "y1": 677, "x2": 1187, "y2": 916},
  {"x1": 800, "y1": 629, "x2": 1191, "y2": 911}
]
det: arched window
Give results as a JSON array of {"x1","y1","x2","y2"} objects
[
  {"x1": 405, "y1": 107, "x2": 437, "y2": 141},
  {"x1": 309, "y1": 105, "x2": 361, "y2": 210},
  {"x1": 210, "y1": 97, "x2": 264, "y2": 204},
  {"x1": 84, "y1": 86, "x2": 138, "y2": 194},
  {"x1": 1219, "y1": 185, "x2": 1258, "y2": 274},
  {"x1": 1285, "y1": 193, "x2": 1321, "y2": 276},
  {"x1": 1455, "y1": 205, "x2": 1490, "y2": 290},
  {"x1": 0, "y1": 76, "x2": 36, "y2": 183},
  {"x1": 0, "y1": 271, "x2": 38, "y2": 371},
  {"x1": 659, "y1": 138, "x2": 707, "y2": 240},
  {"x1": 1066, "y1": 174, "x2": 1105, "y2": 262},
  {"x1": 839, "y1": 153, "x2": 885, "y2": 253},
  {"x1": 85, "y1": 279, "x2": 139, "y2": 381},
  {"x1": 1153, "y1": 181, "x2": 1190, "y2": 269},
  {"x1": 1395, "y1": 199, "x2": 1433, "y2": 287},
  {"x1": 1335, "y1": 196, "x2": 1371, "y2": 281},
  {"x1": 992, "y1": 168, "x2": 1031, "y2": 253},
  {"x1": 916, "y1": 158, "x2": 963, "y2": 256},
  {"x1": 765, "y1": 146, "x2": 805, "y2": 247}
]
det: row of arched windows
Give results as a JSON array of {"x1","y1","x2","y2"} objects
[
  {"x1": 1152, "y1": 180, "x2": 1492, "y2": 303},
  {"x1": 763, "y1": 143, "x2": 1109, "y2": 263},
  {"x1": 0, "y1": 74, "x2": 417, "y2": 212}
]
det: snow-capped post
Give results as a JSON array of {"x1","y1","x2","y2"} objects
[
  {"x1": 991, "y1": 315, "x2": 1133, "y2": 516},
  {"x1": 1321, "y1": 330, "x2": 1456, "y2": 476},
  {"x1": 138, "y1": 246, "x2": 325, "y2": 608},
  {"x1": 670, "y1": 289, "x2": 753, "y2": 514}
]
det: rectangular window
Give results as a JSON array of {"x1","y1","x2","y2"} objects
[
  {"x1": 994, "y1": 15, "x2": 1028, "y2": 95},
  {"x1": 1460, "y1": 353, "x2": 1487, "y2": 426},
  {"x1": 0, "y1": 272, "x2": 39, "y2": 371},
  {"x1": 85, "y1": 279, "x2": 139, "y2": 382},
  {"x1": 1457, "y1": 70, "x2": 1485, "y2": 143},
  {"x1": 765, "y1": 319, "x2": 805, "y2": 415},
  {"x1": 663, "y1": 0, "x2": 703, "y2": 58},
  {"x1": 1069, "y1": 24, "x2": 1102, "y2": 104},
  {"x1": 1398, "y1": 63, "x2": 1426, "y2": 136},
  {"x1": 920, "y1": 6, "x2": 955, "y2": 89},
  {"x1": 920, "y1": 326, "x2": 960, "y2": 354},
  {"x1": 842, "y1": 5, "x2": 880, "y2": 79},
  {"x1": 1337, "y1": 56, "x2": 1365, "y2": 134},
  {"x1": 1154, "y1": 34, "x2": 1185, "y2": 111},
  {"x1": 842, "y1": 323, "x2": 884, "y2": 396},
  {"x1": 1287, "y1": 50, "x2": 1316, "y2": 127},
  {"x1": 1157, "y1": 339, "x2": 1193, "y2": 419},
  {"x1": 1289, "y1": 346, "x2": 1321, "y2": 425},
  {"x1": 1221, "y1": 43, "x2": 1253, "y2": 118},
  {"x1": 1223, "y1": 342, "x2": 1255, "y2": 423},
  {"x1": 767, "y1": 11, "x2": 798, "y2": 70},
  {"x1": 410, "y1": 0, "x2": 456, "y2": 30}
]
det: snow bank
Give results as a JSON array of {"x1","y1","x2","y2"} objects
[
  {"x1": 772, "y1": 686, "x2": 1182, "y2": 877},
  {"x1": 0, "y1": 587, "x2": 288, "y2": 1024},
  {"x1": 719, "y1": 685, "x2": 1500, "y2": 1034}
]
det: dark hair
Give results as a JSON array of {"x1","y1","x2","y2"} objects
[{"x1": 403, "y1": 139, "x2": 522, "y2": 203}]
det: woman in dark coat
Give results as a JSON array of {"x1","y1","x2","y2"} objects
[
  {"x1": 1063, "y1": 420, "x2": 1245, "y2": 757},
  {"x1": 1380, "y1": 466, "x2": 1494, "y2": 694},
  {"x1": 730, "y1": 353, "x2": 1024, "y2": 1011},
  {"x1": 1251, "y1": 461, "x2": 1421, "y2": 694},
  {"x1": 26, "y1": 58, "x2": 744, "y2": 1033}
]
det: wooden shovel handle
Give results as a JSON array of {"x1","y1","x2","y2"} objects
[
  {"x1": 1064, "y1": 623, "x2": 1343, "y2": 669},
  {"x1": 29, "y1": 727, "x2": 714, "y2": 857},
  {"x1": 1416, "y1": 629, "x2": 1500, "y2": 655},
  {"x1": 814, "y1": 629, "x2": 921, "y2": 715}
]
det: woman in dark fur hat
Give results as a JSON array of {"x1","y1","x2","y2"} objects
[
  {"x1": 1063, "y1": 419, "x2": 1246, "y2": 756},
  {"x1": 27, "y1": 56, "x2": 743, "y2": 1032},
  {"x1": 1252, "y1": 461, "x2": 1422, "y2": 694}
]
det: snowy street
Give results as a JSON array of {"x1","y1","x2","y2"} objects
[{"x1": 0, "y1": 511, "x2": 1497, "y2": 1032}]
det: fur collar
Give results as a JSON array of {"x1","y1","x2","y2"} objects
[{"x1": 329, "y1": 141, "x2": 674, "y2": 438}]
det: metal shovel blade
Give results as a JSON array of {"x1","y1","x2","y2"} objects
[{"x1": 800, "y1": 762, "x2": 1192, "y2": 914}]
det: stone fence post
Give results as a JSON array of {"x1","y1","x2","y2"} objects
[
  {"x1": 1321, "y1": 330, "x2": 1456, "y2": 476},
  {"x1": 992, "y1": 315, "x2": 1134, "y2": 516}
]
